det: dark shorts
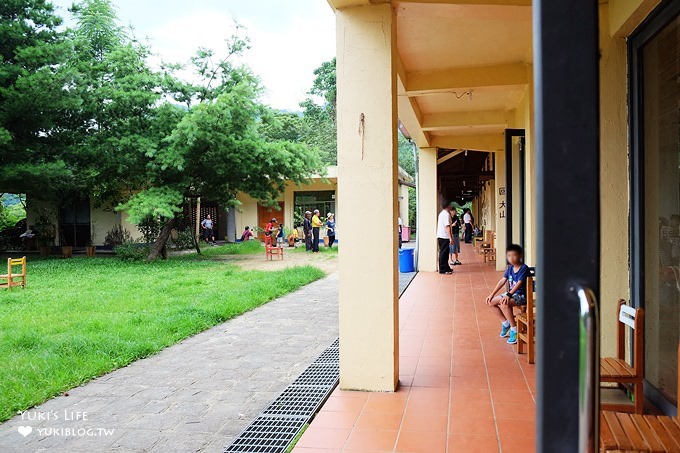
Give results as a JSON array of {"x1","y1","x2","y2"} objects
[
  {"x1": 204, "y1": 228, "x2": 213, "y2": 239},
  {"x1": 449, "y1": 235, "x2": 460, "y2": 254},
  {"x1": 502, "y1": 292, "x2": 527, "y2": 306}
]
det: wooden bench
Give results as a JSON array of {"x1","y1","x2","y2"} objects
[
  {"x1": 0, "y1": 256, "x2": 27, "y2": 290},
  {"x1": 516, "y1": 271, "x2": 536, "y2": 364},
  {"x1": 264, "y1": 235, "x2": 284, "y2": 260},
  {"x1": 600, "y1": 346, "x2": 679, "y2": 452},
  {"x1": 601, "y1": 300, "x2": 645, "y2": 414}
]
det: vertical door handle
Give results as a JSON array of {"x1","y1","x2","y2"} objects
[{"x1": 575, "y1": 285, "x2": 600, "y2": 453}]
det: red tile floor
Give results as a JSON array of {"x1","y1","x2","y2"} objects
[{"x1": 294, "y1": 244, "x2": 536, "y2": 453}]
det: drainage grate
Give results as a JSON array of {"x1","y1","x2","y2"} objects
[
  {"x1": 262, "y1": 385, "x2": 332, "y2": 417},
  {"x1": 311, "y1": 346, "x2": 339, "y2": 364},
  {"x1": 225, "y1": 338, "x2": 340, "y2": 453},
  {"x1": 225, "y1": 416, "x2": 307, "y2": 453},
  {"x1": 291, "y1": 364, "x2": 339, "y2": 388}
]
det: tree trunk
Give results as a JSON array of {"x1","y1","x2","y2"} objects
[
  {"x1": 188, "y1": 198, "x2": 201, "y2": 255},
  {"x1": 147, "y1": 218, "x2": 175, "y2": 261},
  {"x1": 191, "y1": 222, "x2": 201, "y2": 255}
]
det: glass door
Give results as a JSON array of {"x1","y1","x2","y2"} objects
[{"x1": 630, "y1": 0, "x2": 680, "y2": 413}]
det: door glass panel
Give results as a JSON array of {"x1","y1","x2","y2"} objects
[{"x1": 643, "y1": 14, "x2": 680, "y2": 404}]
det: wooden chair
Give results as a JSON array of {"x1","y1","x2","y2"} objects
[
  {"x1": 600, "y1": 345, "x2": 680, "y2": 452},
  {"x1": 600, "y1": 300, "x2": 645, "y2": 414},
  {"x1": 473, "y1": 227, "x2": 485, "y2": 252},
  {"x1": 483, "y1": 232, "x2": 497, "y2": 264},
  {"x1": 264, "y1": 235, "x2": 284, "y2": 261},
  {"x1": 0, "y1": 256, "x2": 27, "y2": 290},
  {"x1": 516, "y1": 271, "x2": 536, "y2": 364}
]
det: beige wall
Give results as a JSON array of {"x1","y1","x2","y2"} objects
[
  {"x1": 598, "y1": 3, "x2": 633, "y2": 357},
  {"x1": 234, "y1": 177, "x2": 338, "y2": 238}
]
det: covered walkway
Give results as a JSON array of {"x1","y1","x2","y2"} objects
[{"x1": 295, "y1": 246, "x2": 535, "y2": 452}]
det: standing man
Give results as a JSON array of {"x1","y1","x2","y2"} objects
[
  {"x1": 303, "y1": 211, "x2": 313, "y2": 251},
  {"x1": 311, "y1": 209, "x2": 322, "y2": 253},
  {"x1": 437, "y1": 202, "x2": 454, "y2": 274},
  {"x1": 201, "y1": 214, "x2": 216, "y2": 245},
  {"x1": 463, "y1": 208, "x2": 473, "y2": 243},
  {"x1": 450, "y1": 209, "x2": 462, "y2": 265}
]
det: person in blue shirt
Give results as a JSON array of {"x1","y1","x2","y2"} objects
[{"x1": 485, "y1": 244, "x2": 530, "y2": 345}]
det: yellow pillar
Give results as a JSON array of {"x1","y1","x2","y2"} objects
[
  {"x1": 417, "y1": 147, "x2": 438, "y2": 272},
  {"x1": 494, "y1": 152, "x2": 507, "y2": 271},
  {"x1": 336, "y1": 3, "x2": 399, "y2": 392}
]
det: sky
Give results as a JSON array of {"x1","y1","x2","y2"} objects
[{"x1": 50, "y1": 0, "x2": 336, "y2": 111}]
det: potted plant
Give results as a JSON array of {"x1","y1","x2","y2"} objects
[
  {"x1": 61, "y1": 236, "x2": 73, "y2": 258},
  {"x1": 86, "y1": 222, "x2": 97, "y2": 257},
  {"x1": 35, "y1": 214, "x2": 55, "y2": 257}
]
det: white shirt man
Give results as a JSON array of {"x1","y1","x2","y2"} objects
[
  {"x1": 437, "y1": 205, "x2": 453, "y2": 274},
  {"x1": 463, "y1": 212, "x2": 472, "y2": 224}
]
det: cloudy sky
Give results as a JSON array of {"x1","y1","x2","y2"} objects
[{"x1": 51, "y1": 0, "x2": 336, "y2": 111}]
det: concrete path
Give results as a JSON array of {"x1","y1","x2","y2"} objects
[{"x1": 0, "y1": 274, "x2": 340, "y2": 453}]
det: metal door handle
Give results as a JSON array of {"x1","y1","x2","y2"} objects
[{"x1": 575, "y1": 285, "x2": 600, "y2": 453}]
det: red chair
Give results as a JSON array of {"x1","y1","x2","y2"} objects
[{"x1": 264, "y1": 235, "x2": 284, "y2": 260}]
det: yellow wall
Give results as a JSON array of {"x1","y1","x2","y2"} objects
[
  {"x1": 598, "y1": 3, "x2": 633, "y2": 357},
  {"x1": 609, "y1": 0, "x2": 662, "y2": 37}
]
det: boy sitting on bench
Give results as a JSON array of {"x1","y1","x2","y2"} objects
[{"x1": 485, "y1": 244, "x2": 530, "y2": 345}]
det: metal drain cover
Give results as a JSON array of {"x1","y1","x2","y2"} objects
[{"x1": 225, "y1": 338, "x2": 340, "y2": 453}]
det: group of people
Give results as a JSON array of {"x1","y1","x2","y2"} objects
[
  {"x1": 236, "y1": 209, "x2": 336, "y2": 252},
  {"x1": 302, "y1": 209, "x2": 335, "y2": 252},
  {"x1": 436, "y1": 202, "x2": 476, "y2": 274}
]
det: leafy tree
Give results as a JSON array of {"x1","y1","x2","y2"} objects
[
  {"x1": 300, "y1": 58, "x2": 337, "y2": 164},
  {"x1": 64, "y1": 0, "x2": 163, "y2": 203},
  {"x1": 121, "y1": 38, "x2": 324, "y2": 260},
  {"x1": 0, "y1": 0, "x2": 78, "y2": 196}
]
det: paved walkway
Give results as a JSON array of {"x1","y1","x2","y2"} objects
[
  {"x1": 295, "y1": 245, "x2": 536, "y2": 453},
  {"x1": 0, "y1": 274, "x2": 340, "y2": 453}
]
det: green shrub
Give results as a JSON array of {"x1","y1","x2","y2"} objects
[
  {"x1": 114, "y1": 242, "x2": 149, "y2": 261},
  {"x1": 172, "y1": 228, "x2": 196, "y2": 250},
  {"x1": 105, "y1": 224, "x2": 133, "y2": 248}
]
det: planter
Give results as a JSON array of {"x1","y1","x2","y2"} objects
[
  {"x1": 39, "y1": 246, "x2": 51, "y2": 257},
  {"x1": 86, "y1": 246, "x2": 96, "y2": 257},
  {"x1": 61, "y1": 246, "x2": 73, "y2": 259}
]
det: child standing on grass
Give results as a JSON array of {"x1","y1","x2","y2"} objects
[
  {"x1": 277, "y1": 223, "x2": 285, "y2": 246},
  {"x1": 485, "y1": 244, "x2": 530, "y2": 345}
]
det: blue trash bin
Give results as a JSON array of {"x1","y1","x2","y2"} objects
[{"x1": 398, "y1": 248, "x2": 415, "y2": 273}]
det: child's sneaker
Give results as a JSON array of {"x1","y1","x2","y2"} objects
[
  {"x1": 507, "y1": 330, "x2": 518, "y2": 345},
  {"x1": 499, "y1": 324, "x2": 511, "y2": 338}
]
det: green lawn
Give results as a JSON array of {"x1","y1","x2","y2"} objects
[
  {"x1": 197, "y1": 240, "x2": 262, "y2": 256},
  {"x1": 0, "y1": 256, "x2": 324, "y2": 422}
]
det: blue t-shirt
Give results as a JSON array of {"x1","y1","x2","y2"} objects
[{"x1": 504, "y1": 264, "x2": 530, "y2": 296}]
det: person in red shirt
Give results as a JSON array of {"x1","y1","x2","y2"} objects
[{"x1": 265, "y1": 218, "x2": 277, "y2": 238}]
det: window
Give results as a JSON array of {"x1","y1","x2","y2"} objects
[
  {"x1": 631, "y1": 1, "x2": 680, "y2": 409},
  {"x1": 293, "y1": 191, "x2": 336, "y2": 227}
]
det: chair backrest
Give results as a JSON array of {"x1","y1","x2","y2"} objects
[
  {"x1": 616, "y1": 300, "x2": 644, "y2": 372},
  {"x1": 8, "y1": 257, "x2": 26, "y2": 275}
]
